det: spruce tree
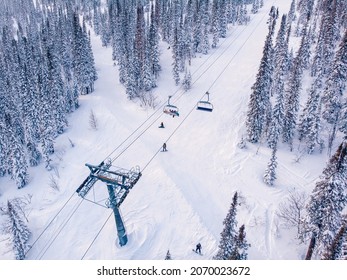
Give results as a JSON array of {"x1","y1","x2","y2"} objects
[
  {"x1": 288, "y1": 0, "x2": 296, "y2": 24},
  {"x1": 165, "y1": 250, "x2": 172, "y2": 260},
  {"x1": 321, "y1": 29, "x2": 347, "y2": 155},
  {"x1": 182, "y1": 68, "x2": 192, "y2": 92},
  {"x1": 148, "y1": 2, "x2": 161, "y2": 81},
  {"x1": 245, "y1": 7, "x2": 277, "y2": 143},
  {"x1": 311, "y1": 0, "x2": 340, "y2": 77},
  {"x1": 196, "y1": 0, "x2": 210, "y2": 55},
  {"x1": 143, "y1": 41, "x2": 155, "y2": 91},
  {"x1": 298, "y1": 76, "x2": 323, "y2": 154},
  {"x1": 306, "y1": 140, "x2": 347, "y2": 259},
  {"x1": 1, "y1": 200, "x2": 31, "y2": 260},
  {"x1": 321, "y1": 217, "x2": 347, "y2": 260},
  {"x1": 218, "y1": 0, "x2": 228, "y2": 38},
  {"x1": 214, "y1": 192, "x2": 239, "y2": 260},
  {"x1": 229, "y1": 224, "x2": 250, "y2": 260},
  {"x1": 172, "y1": 27, "x2": 181, "y2": 85},
  {"x1": 251, "y1": 0, "x2": 260, "y2": 14},
  {"x1": 263, "y1": 145, "x2": 278, "y2": 186},
  {"x1": 267, "y1": 14, "x2": 288, "y2": 149},
  {"x1": 10, "y1": 130, "x2": 29, "y2": 189},
  {"x1": 282, "y1": 20, "x2": 310, "y2": 150},
  {"x1": 183, "y1": 0, "x2": 195, "y2": 65},
  {"x1": 211, "y1": 0, "x2": 220, "y2": 49}
]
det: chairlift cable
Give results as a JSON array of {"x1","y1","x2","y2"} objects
[
  {"x1": 36, "y1": 199, "x2": 84, "y2": 260},
  {"x1": 23, "y1": 191, "x2": 77, "y2": 258},
  {"x1": 80, "y1": 212, "x2": 113, "y2": 260}
]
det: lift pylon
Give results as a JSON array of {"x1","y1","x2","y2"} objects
[{"x1": 76, "y1": 162, "x2": 142, "y2": 246}]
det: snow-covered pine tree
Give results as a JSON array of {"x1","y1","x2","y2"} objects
[
  {"x1": 268, "y1": 89, "x2": 285, "y2": 149},
  {"x1": 172, "y1": 27, "x2": 181, "y2": 86},
  {"x1": 288, "y1": 0, "x2": 296, "y2": 24},
  {"x1": 9, "y1": 129, "x2": 29, "y2": 189},
  {"x1": 37, "y1": 54, "x2": 55, "y2": 171},
  {"x1": 165, "y1": 250, "x2": 172, "y2": 260},
  {"x1": 108, "y1": 0, "x2": 121, "y2": 62},
  {"x1": 72, "y1": 12, "x2": 97, "y2": 95},
  {"x1": 229, "y1": 224, "x2": 250, "y2": 260},
  {"x1": 148, "y1": 2, "x2": 161, "y2": 81},
  {"x1": 267, "y1": 14, "x2": 288, "y2": 149},
  {"x1": 211, "y1": 0, "x2": 220, "y2": 49},
  {"x1": 296, "y1": 0, "x2": 314, "y2": 29},
  {"x1": 100, "y1": 11, "x2": 111, "y2": 47},
  {"x1": 182, "y1": 68, "x2": 192, "y2": 92},
  {"x1": 113, "y1": 2, "x2": 128, "y2": 85},
  {"x1": 1, "y1": 200, "x2": 31, "y2": 260},
  {"x1": 46, "y1": 45, "x2": 68, "y2": 135},
  {"x1": 196, "y1": 0, "x2": 210, "y2": 55},
  {"x1": 3, "y1": 33, "x2": 26, "y2": 147},
  {"x1": 251, "y1": 0, "x2": 260, "y2": 14},
  {"x1": 321, "y1": 217, "x2": 347, "y2": 260},
  {"x1": 214, "y1": 192, "x2": 239, "y2": 260},
  {"x1": 0, "y1": 122, "x2": 9, "y2": 177},
  {"x1": 218, "y1": 0, "x2": 228, "y2": 38},
  {"x1": 20, "y1": 36, "x2": 43, "y2": 164},
  {"x1": 311, "y1": 0, "x2": 340, "y2": 78},
  {"x1": 161, "y1": 0, "x2": 173, "y2": 43},
  {"x1": 245, "y1": 7, "x2": 277, "y2": 143},
  {"x1": 183, "y1": 0, "x2": 195, "y2": 65},
  {"x1": 321, "y1": 28, "x2": 347, "y2": 155},
  {"x1": 143, "y1": 40, "x2": 155, "y2": 91},
  {"x1": 175, "y1": 0, "x2": 186, "y2": 73},
  {"x1": 57, "y1": 9, "x2": 75, "y2": 113},
  {"x1": 340, "y1": 99, "x2": 347, "y2": 139},
  {"x1": 134, "y1": 2, "x2": 146, "y2": 92},
  {"x1": 305, "y1": 139, "x2": 347, "y2": 259},
  {"x1": 337, "y1": 0, "x2": 347, "y2": 29},
  {"x1": 238, "y1": 1, "x2": 250, "y2": 26},
  {"x1": 126, "y1": 50, "x2": 139, "y2": 99},
  {"x1": 263, "y1": 145, "x2": 278, "y2": 186},
  {"x1": 0, "y1": 60, "x2": 11, "y2": 177},
  {"x1": 297, "y1": 76, "x2": 323, "y2": 154},
  {"x1": 226, "y1": 0, "x2": 237, "y2": 25},
  {"x1": 283, "y1": 36, "x2": 306, "y2": 150}
]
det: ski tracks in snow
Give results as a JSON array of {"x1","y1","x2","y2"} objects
[{"x1": 264, "y1": 204, "x2": 276, "y2": 259}]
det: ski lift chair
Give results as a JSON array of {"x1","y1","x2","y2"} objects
[
  {"x1": 197, "y1": 92, "x2": 213, "y2": 112},
  {"x1": 163, "y1": 96, "x2": 179, "y2": 117}
]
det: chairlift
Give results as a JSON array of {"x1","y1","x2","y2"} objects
[
  {"x1": 197, "y1": 92, "x2": 213, "y2": 112},
  {"x1": 163, "y1": 95, "x2": 179, "y2": 117}
]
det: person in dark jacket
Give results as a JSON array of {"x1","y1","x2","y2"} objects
[
  {"x1": 196, "y1": 243, "x2": 202, "y2": 254},
  {"x1": 162, "y1": 143, "x2": 167, "y2": 152}
]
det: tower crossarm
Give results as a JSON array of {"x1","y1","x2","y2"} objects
[{"x1": 76, "y1": 161, "x2": 112, "y2": 198}]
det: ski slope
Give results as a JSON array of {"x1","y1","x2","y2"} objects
[{"x1": 0, "y1": 0, "x2": 330, "y2": 260}]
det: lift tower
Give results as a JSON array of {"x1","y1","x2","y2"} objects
[{"x1": 76, "y1": 161, "x2": 142, "y2": 246}]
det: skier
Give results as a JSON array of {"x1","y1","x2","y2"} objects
[
  {"x1": 159, "y1": 122, "x2": 165, "y2": 128},
  {"x1": 195, "y1": 243, "x2": 202, "y2": 254},
  {"x1": 162, "y1": 143, "x2": 167, "y2": 152}
]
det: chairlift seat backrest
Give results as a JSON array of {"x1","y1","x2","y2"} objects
[{"x1": 197, "y1": 101, "x2": 213, "y2": 112}]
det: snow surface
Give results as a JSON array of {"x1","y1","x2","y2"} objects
[{"x1": 0, "y1": 0, "x2": 332, "y2": 260}]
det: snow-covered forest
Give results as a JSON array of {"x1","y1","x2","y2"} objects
[{"x1": 0, "y1": 0, "x2": 347, "y2": 261}]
